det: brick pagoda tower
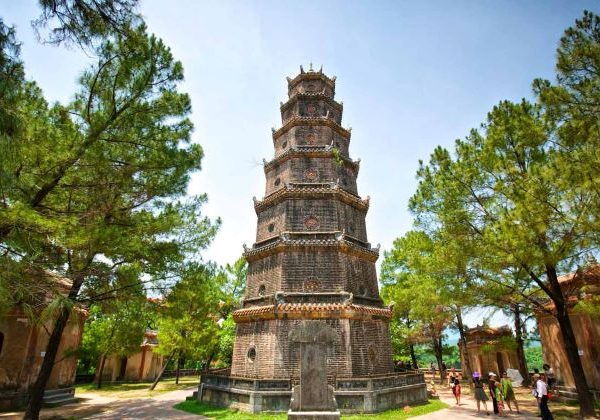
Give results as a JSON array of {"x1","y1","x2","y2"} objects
[{"x1": 199, "y1": 66, "x2": 426, "y2": 413}]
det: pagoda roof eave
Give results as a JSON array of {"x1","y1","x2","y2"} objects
[
  {"x1": 287, "y1": 71, "x2": 336, "y2": 90},
  {"x1": 254, "y1": 183, "x2": 369, "y2": 213},
  {"x1": 232, "y1": 302, "x2": 391, "y2": 323},
  {"x1": 263, "y1": 146, "x2": 360, "y2": 173},
  {"x1": 280, "y1": 93, "x2": 343, "y2": 113},
  {"x1": 272, "y1": 117, "x2": 350, "y2": 141},
  {"x1": 243, "y1": 234, "x2": 380, "y2": 262}
]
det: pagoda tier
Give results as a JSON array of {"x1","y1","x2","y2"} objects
[{"x1": 230, "y1": 67, "x2": 394, "y2": 380}]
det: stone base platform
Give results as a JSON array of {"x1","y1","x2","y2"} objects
[
  {"x1": 288, "y1": 410, "x2": 340, "y2": 420},
  {"x1": 198, "y1": 372, "x2": 427, "y2": 414}
]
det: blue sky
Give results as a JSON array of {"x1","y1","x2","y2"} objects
[{"x1": 2, "y1": 1, "x2": 596, "y2": 328}]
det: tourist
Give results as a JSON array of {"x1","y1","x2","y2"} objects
[
  {"x1": 493, "y1": 378, "x2": 506, "y2": 416},
  {"x1": 452, "y1": 374, "x2": 462, "y2": 405},
  {"x1": 430, "y1": 362, "x2": 436, "y2": 376},
  {"x1": 448, "y1": 367, "x2": 457, "y2": 387},
  {"x1": 535, "y1": 373, "x2": 554, "y2": 420},
  {"x1": 472, "y1": 372, "x2": 490, "y2": 415},
  {"x1": 543, "y1": 363, "x2": 555, "y2": 392},
  {"x1": 501, "y1": 371, "x2": 520, "y2": 413},
  {"x1": 489, "y1": 372, "x2": 499, "y2": 415}
]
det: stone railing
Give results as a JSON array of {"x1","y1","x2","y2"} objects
[
  {"x1": 201, "y1": 373, "x2": 291, "y2": 391},
  {"x1": 336, "y1": 372, "x2": 425, "y2": 391}
]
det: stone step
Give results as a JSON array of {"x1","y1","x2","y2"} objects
[
  {"x1": 186, "y1": 391, "x2": 198, "y2": 401},
  {"x1": 43, "y1": 387, "x2": 75, "y2": 397},
  {"x1": 43, "y1": 387, "x2": 78, "y2": 407},
  {"x1": 43, "y1": 396, "x2": 79, "y2": 407}
]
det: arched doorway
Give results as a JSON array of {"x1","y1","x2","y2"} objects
[{"x1": 496, "y1": 352, "x2": 505, "y2": 374}]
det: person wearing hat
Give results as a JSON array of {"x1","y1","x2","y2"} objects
[
  {"x1": 488, "y1": 372, "x2": 499, "y2": 415},
  {"x1": 472, "y1": 372, "x2": 490, "y2": 415}
]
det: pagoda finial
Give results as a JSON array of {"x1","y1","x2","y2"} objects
[
  {"x1": 319, "y1": 65, "x2": 323, "y2": 74},
  {"x1": 300, "y1": 65, "x2": 305, "y2": 74},
  {"x1": 309, "y1": 62, "x2": 313, "y2": 71}
]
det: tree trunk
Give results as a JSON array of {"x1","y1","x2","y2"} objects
[
  {"x1": 512, "y1": 304, "x2": 530, "y2": 386},
  {"x1": 24, "y1": 275, "x2": 84, "y2": 420},
  {"x1": 149, "y1": 349, "x2": 176, "y2": 391},
  {"x1": 204, "y1": 351, "x2": 215, "y2": 372},
  {"x1": 175, "y1": 352, "x2": 180, "y2": 385},
  {"x1": 409, "y1": 344, "x2": 418, "y2": 370},
  {"x1": 96, "y1": 353, "x2": 108, "y2": 390},
  {"x1": 546, "y1": 264, "x2": 595, "y2": 417},
  {"x1": 432, "y1": 334, "x2": 444, "y2": 384},
  {"x1": 455, "y1": 306, "x2": 473, "y2": 379}
]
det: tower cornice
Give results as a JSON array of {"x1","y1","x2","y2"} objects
[
  {"x1": 287, "y1": 70, "x2": 336, "y2": 91},
  {"x1": 253, "y1": 183, "x2": 369, "y2": 213},
  {"x1": 263, "y1": 145, "x2": 359, "y2": 173},
  {"x1": 272, "y1": 117, "x2": 351, "y2": 142},
  {"x1": 280, "y1": 93, "x2": 343, "y2": 113},
  {"x1": 243, "y1": 232, "x2": 380, "y2": 262},
  {"x1": 232, "y1": 302, "x2": 391, "y2": 323}
]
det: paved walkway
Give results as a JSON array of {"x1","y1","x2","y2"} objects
[
  {"x1": 0, "y1": 388, "x2": 206, "y2": 420},
  {"x1": 84, "y1": 388, "x2": 205, "y2": 419},
  {"x1": 416, "y1": 383, "x2": 538, "y2": 420}
]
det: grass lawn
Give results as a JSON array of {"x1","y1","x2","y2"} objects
[
  {"x1": 173, "y1": 399, "x2": 448, "y2": 419},
  {"x1": 75, "y1": 376, "x2": 199, "y2": 398}
]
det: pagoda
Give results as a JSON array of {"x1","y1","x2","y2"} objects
[{"x1": 198, "y1": 66, "x2": 427, "y2": 413}]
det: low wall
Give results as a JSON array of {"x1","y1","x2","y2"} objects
[{"x1": 198, "y1": 372, "x2": 427, "y2": 413}]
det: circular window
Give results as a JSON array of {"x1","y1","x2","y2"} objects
[
  {"x1": 281, "y1": 141, "x2": 288, "y2": 149},
  {"x1": 304, "y1": 216, "x2": 319, "y2": 230},
  {"x1": 341, "y1": 178, "x2": 347, "y2": 186},
  {"x1": 305, "y1": 133, "x2": 317, "y2": 144},
  {"x1": 358, "y1": 285, "x2": 367, "y2": 296},
  {"x1": 274, "y1": 177, "x2": 281, "y2": 187},
  {"x1": 247, "y1": 347, "x2": 256, "y2": 362},
  {"x1": 348, "y1": 224, "x2": 355, "y2": 234},
  {"x1": 368, "y1": 345, "x2": 377, "y2": 363},
  {"x1": 304, "y1": 168, "x2": 319, "y2": 182},
  {"x1": 304, "y1": 278, "x2": 321, "y2": 292},
  {"x1": 258, "y1": 284, "x2": 266, "y2": 296},
  {"x1": 268, "y1": 223, "x2": 275, "y2": 233}
]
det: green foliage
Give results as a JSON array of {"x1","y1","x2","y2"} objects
[
  {"x1": 154, "y1": 264, "x2": 222, "y2": 362},
  {"x1": 406, "y1": 11, "x2": 600, "y2": 415},
  {"x1": 34, "y1": 0, "x2": 141, "y2": 48},
  {"x1": 0, "y1": 20, "x2": 219, "y2": 322},
  {"x1": 525, "y1": 346, "x2": 544, "y2": 372}
]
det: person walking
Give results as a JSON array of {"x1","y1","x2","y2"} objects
[
  {"x1": 452, "y1": 374, "x2": 462, "y2": 406},
  {"x1": 543, "y1": 363, "x2": 555, "y2": 392},
  {"x1": 489, "y1": 372, "x2": 499, "y2": 415},
  {"x1": 473, "y1": 372, "x2": 490, "y2": 415},
  {"x1": 448, "y1": 367, "x2": 457, "y2": 387},
  {"x1": 536, "y1": 373, "x2": 554, "y2": 420},
  {"x1": 501, "y1": 371, "x2": 520, "y2": 413}
]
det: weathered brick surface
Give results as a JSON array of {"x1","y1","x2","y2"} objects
[
  {"x1": 274, "y1": 126, "x2": 349, "y2": 157},
  {"x1": 230, "y1": 69, "x2": 394, "y2": 382},
  {"x1": 256, "y1": 199, "x2": 367, "y2": 243},
  {"x1": 264, "y1": 157, "x2": 357, "y2": 196},
  {"x1": 230, "y1": 318, "x2": 393, "y2": 379}
]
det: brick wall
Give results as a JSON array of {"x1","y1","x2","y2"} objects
[{"x1": 230, "y1": 318, "x2": 393, "y2": 379}]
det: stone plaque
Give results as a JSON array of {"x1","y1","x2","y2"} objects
[{"x1": 289, "y1": 320, "x2": 338, "y2": 417}]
